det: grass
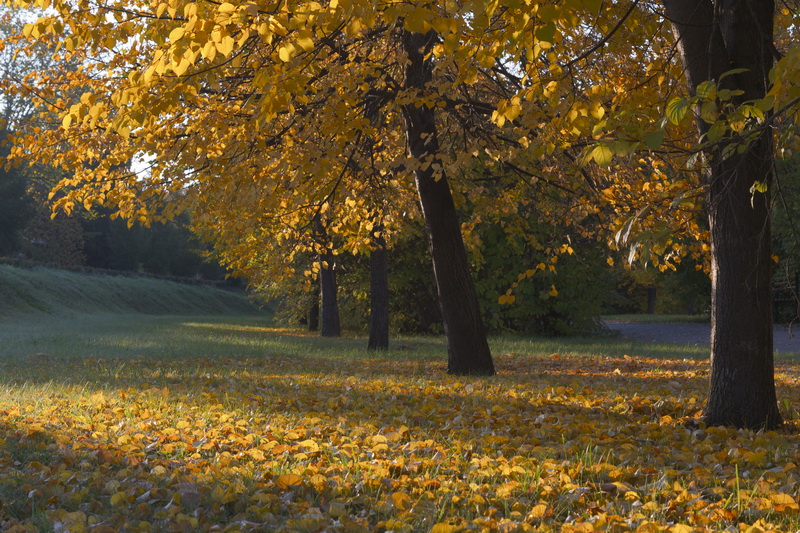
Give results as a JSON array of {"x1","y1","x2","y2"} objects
[
  {"x1": 1, "y1": 312, "x2": 800, "y2": 531},
  {"x1": 602, "y1": 314, "x2": 710, "y2": 323},
  {"x1": 1, "y1": 265, "x2": 799, "y2": 531},
  {"x1": 0, "y1": 264, "x2": 260, "y2": 318},
  {"x1": 0, "y1": 313, "x2": 711, "y2": 364}
]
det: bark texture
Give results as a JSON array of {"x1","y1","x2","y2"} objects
[
  {"x1": 368, "y1": 225, "x2": 390, "y2": 350},
  {"x1": 401, "y1": 31, "x2": 495, "y2": 375},
  {"x1": 664, "y1": 0, "x2": 781, "y2": 428}
]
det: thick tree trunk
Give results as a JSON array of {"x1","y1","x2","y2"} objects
[
  {"x1": 401, "y1": 31, "x2": 495, "y2": 375},
  {"x1": 314, "y1": 217, "x2": 341, "y2": 338},
  {"x1": 368, "y1": 224, "x2": 389, "y2": 350},
  {"x1": 664, "y1": 0, "x2": 781, "y2": 428}
]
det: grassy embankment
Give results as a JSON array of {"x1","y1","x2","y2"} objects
[{"x1": 2, "y1": 265, "x2": 800, "y2": 531}]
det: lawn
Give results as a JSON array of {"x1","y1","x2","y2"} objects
[{"x1": 0, "y1": 314, "x2": 799, "y2": 532}]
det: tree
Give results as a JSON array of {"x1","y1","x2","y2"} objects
[
  {"x1": 0, "y1": 132, "x2": 34, "y2": 255},
  {"x1": 401, "y1": 30, "x2": 494, "y2": 374},
  {"x1": 6, "y1": 0, "x2": 800, "y2": 409},
  {"x1": 367, "y1": 221, "x2": 389, "y2": 350},
  {"x1": 314, "y1": 215, "x2": 341, "y2": 338},
  {"x1": 5, "y1": 1, "x2": 510, "y2": 374},
  {"x1": 662, "y1": 0, "x2": 782, "y2": 428}
]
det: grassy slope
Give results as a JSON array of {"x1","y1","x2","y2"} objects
[{"x1": 0, "y1": 264, "x2": 260, "y2": 318}]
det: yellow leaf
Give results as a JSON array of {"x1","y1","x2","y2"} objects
[
  {"x1": 590, "y1": 144, "x2": 613, "y2": 167},
  {"x1": 431, "y1": 524, "x2": 460, "y2": 533},
  {"x1": 295, "y1": 29, "x2": 315, "y2": 52},
  {"x1": 110, "y1": 491, "x2": 128, "y2": 507},
  {"x1": 298, "y1": 439, "x2": 319, "y2": 452},
  {"x1": 169, "y1": 27, "x2": 184, "y2": 41},
  {"x1": 201, "y1": 40, "x2": 217, "y2": 60},
  {"x1": 279, "y1": 43, "x2": 296, "y2": 62},
  {"x1": 771, "y1": 493, "x2": 797, "y2": 505},
  {"x1": 529, "y1": 503, "x2": 548, "y2": 518},
  {"x1": 276, "y1": 473, "x2": 303, "y2": 489},
  {"x1": 247, "y1": 448, "x2": 265, "y2": 460},
  {"x1": 216, "y1": 35, "x2": 235, "y2": 57},
  {"x1": 391, "y1": 491, "x2": 412, "y2": 511},
  {"x1": 549, "y1": 285, "x2": 558, "y2": 297},
  {"x1": 589, "y1": 100, "x2": 605, "y2": 119},
  {"x1": 498, "y1": 294, "x2": 516, "y2": 305},
  {"x1": 218, "y1": 2, "x2": 236, "y2": 14},
  {"x1": 404, "y1": 7, "x2": 431, "y2": 33}
]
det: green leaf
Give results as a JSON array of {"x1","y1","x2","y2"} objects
[
  {"x1": 666, "y1": 98, "x2": 691, "y2": 125},
  {"x1": 700, "y1": 101, "x2": 718, "y2": 123},
  {"x1": 751, "y1": 180, "x2": 768, "y2": 194},
  {"x1": 644, "y1": 129, "x2": 664, "y2": 150},
  {"x1": 696, "y1": 80, "x2": 716, "y2": 100},
  {"x1": 705, "y1": 121, "x2": 726, "y2": 143},
  {"x1": 718, "y1": 67, "x2": 749, "y2": 81},
  {"x1": 589, "y1": 144, "x2": 613, "y2": 167},
  {"x1": 535, "y1": 22, "x2": 557, "y2": 44}
]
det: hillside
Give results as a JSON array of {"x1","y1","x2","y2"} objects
[{"x1": 0, "y1": 264, "x2": 261, "y2": 318}]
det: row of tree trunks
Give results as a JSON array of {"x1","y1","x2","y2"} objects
[{"x1": 304, "y1": 32, "x2": 496, "y2": 371}]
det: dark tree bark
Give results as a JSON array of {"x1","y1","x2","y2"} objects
[
  {"x1": 314, "y1": 217, "x2": 341, "y2": 338},
  {"x1": 308, "y1": 287, "x2": 319, "y2": 332},
  {"x1": 401, "y1": 31, "x2": 495, "y2": 375},
  {"x1": 368, "y1": 223, "x2": 390, "y2": 350},
  {"x1": 646, "y1": 286, "x2": 657, "y2": 315},
  {"x1": 664, "y1": 0, "x2": 781, "y2": 428}
]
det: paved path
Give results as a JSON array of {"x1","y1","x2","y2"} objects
[{"x1": 605, "y1": 321, "x2": 800, "y2": 355}]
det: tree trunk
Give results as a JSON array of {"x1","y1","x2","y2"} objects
[
  {"x1": 315, "y1": 217, "x2": 341, "y2": 338},
  {"x1": 646, "y1": 286, "x2": 657, "y2": 315},
  {"x1": 664, "y1": 0, "x2": 781, "y2": 428},
  {"x1": 401, "y1": 30, "x2": 495, "y2": 375},
  {"x1": 308, "y1": 286, "x2": 319, "y2": 332},
  {"x1": 368, "y1": 224, "x2": 390, "y2": 350}
]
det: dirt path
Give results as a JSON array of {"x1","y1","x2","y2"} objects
[{"x1": 605, "y1": 321, "x2": 800, "y2": 355}]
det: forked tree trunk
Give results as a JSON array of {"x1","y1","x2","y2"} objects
[
  {"x1": 368, "y1": 224, "x2": 389, "y2": 350},
  {"x1": 664, "y1": 0, "x2": 781, "y2": 428},
  {"x1": 401, "y1": 30, "x2": 495, "y2": 375}
]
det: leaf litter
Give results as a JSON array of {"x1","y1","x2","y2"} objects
[{"x1": 0, "y1": 348, "x2": 799, "y2": 532}]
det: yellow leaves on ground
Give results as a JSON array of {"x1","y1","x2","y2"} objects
[
  {"x1": 276, "y1": 473, "x2": 303, "y2": 489},
  {"x1": 4, "y1": 333, "x2": 800, "y2": 530}
]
